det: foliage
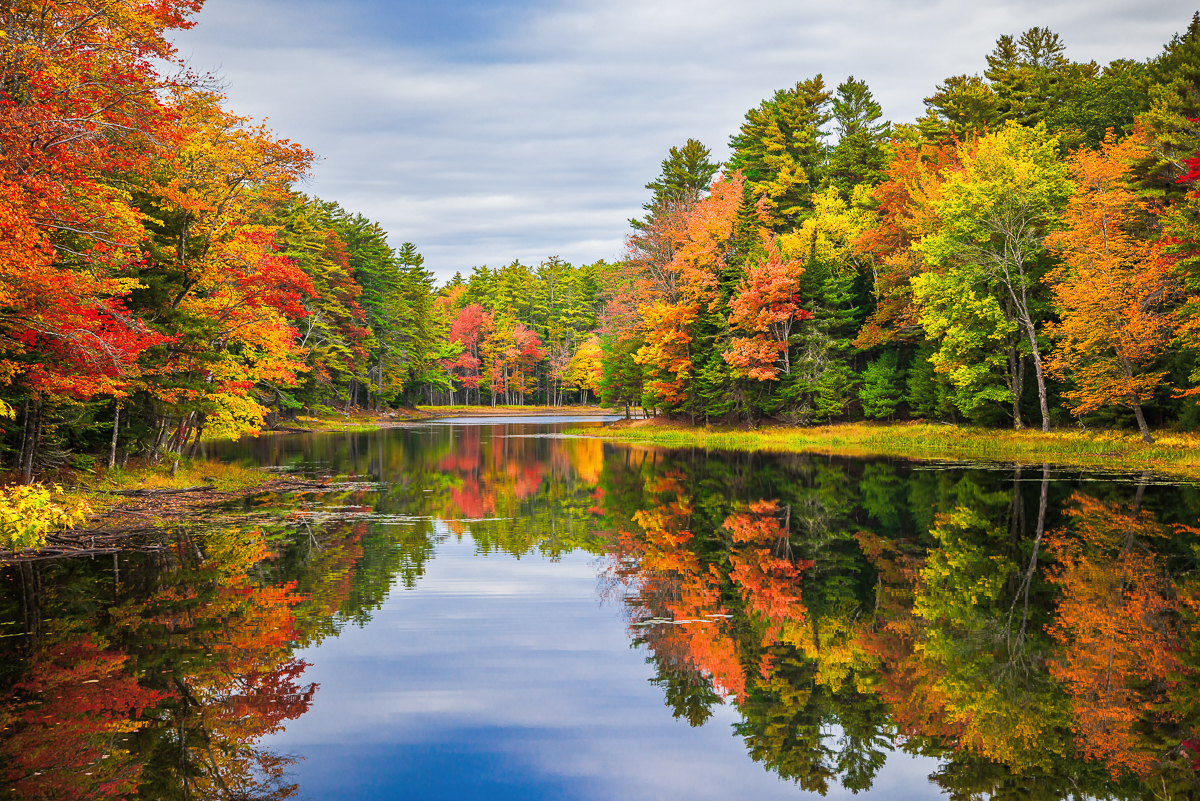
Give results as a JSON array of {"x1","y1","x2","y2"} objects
[
  {"x1": 0, "y1": 483, "x2": 89, "y2": 550},
  {"x1": 9, "y1": 7, "x2": 1200, "y2": 491},
  {"x1": 858, "y1": 352, "x2": 904, "y2": 419},
  {"x1": 1045, "y1": 130, "x2": 1173, "y2": 442}
]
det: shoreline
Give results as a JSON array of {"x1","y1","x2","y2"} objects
[
  {"x1": 570, "y1": 419, "x2": 1200, "y2": 479},
  {"x1": 258, "y1": 405, "x2": 617, "y2": 434},
  {"x1": 413, "y1": 405, "x2": 616, "y2": 419}
]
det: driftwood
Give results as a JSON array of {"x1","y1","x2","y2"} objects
[{"x1": 4, "y1": 527, "x2": 170, "y2": 562}]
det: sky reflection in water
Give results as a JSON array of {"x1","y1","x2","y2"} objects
[{"x1": 268, "y1": 537, "x2": 937, "y2": 800}]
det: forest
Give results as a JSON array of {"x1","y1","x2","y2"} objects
[{"x1": 4, "y1": 1, "x2": 1200, "y2": 479}]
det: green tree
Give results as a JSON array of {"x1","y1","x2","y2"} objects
[
  {"x1": 825, "y1": 77, "x2": 890, "y2": 193},
  {"x1": 632, "y1": 139, "x2": 722, "y2": 229},
  {"x1": 729, "y1": 76, "x2": 832, "y2": 229},
  {"x1": 858, "y1": 352, "x2": 904, "y2": 420},
  {"x1": 600, "y1": 335, "x2": 644, "y2": 418},
  {"x1": 916, "y1": 75, "x2": 999, "y2": 142},
  {"x1": 915, "y1": 123, "x2": 1072, "y2": 431},
  {"x1": 1138, "y1": 12, "x2": 1200, "y2": 194}
]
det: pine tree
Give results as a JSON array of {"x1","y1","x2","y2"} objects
[
  {"x1": 729, "y1": 76, "x2": 832, "y2": 229},
  {"x1": 632, "y1": 139, "x2": 722, "y2": 230},
  {"x1": 859, "y1": 352, "x2": 904, "y2": 420},
  {"x1": 826, "y1": 77, "x2": 890, "y2": 193}
]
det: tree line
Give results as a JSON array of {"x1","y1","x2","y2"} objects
[
  {"x1": 7, "y1": 4, "x2": 1200, "y2": 480},
  {"x1": 596, "y1": 17, "x2": 1200, "y2": 442}
]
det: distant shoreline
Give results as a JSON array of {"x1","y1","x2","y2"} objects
[{"x1": 415, "y1": 405, "x2": 617, "y2": 419}]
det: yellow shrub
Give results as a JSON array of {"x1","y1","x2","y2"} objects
[{"x1": 0, "y1": 484, "x2": 90, "y2": 550}]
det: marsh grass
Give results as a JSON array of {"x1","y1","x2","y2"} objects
[
  {"x1": 572, "y1": 422, "x2": 1200, "y2": 477},
  {"x1": 93, "y1": 458, "x2": 270, "y2": 493},
  {"x1": 297, "y1": 417, "x2": 387, "y2": 433}
]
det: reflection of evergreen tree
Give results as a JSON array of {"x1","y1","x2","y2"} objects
[{"x1": 646, "y1": 652, "x2": 723, "y2": 727}]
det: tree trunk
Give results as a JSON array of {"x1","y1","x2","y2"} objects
[
  {"x1": 1130, "y1": 399, "x2": 1153, "y2": 444},
  {"x1": 377, "y1": 351, "x2": 385, "y2": 410},
  {"x1": 1019, "y1": 318, "x2": 1051, "y2": 432},
  {"x1": 16, "y1": 397, "x2": 30, "y2": 477},
  {"x1": 1118, "y1": 356, "x2": 1153, "y2": 444},
  {"x1": 20, "y1": 395, "x2": 40, "y2": 485},
  {"x1": 109, "y1": 401, "x2": 121, "y2": 469},
  {"x1": 189, "y1": 417, "x2": 206, "y2": 458},
  {"x1": 1008, "y1": 347, "x2": 1024, "y2": 430}
]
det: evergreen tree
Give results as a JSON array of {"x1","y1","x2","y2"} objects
[
  {"x1": 1137, "y1": 12, "x2": 1200, "y2": 193},
  {"x1": 728, "y1": 76, "x2": 833, "y2": 229},
  {"x1": 632, "y1": 139, "x2": 722, "y2": 230},
  {"x1": 859, "y1": 352, "x2": 904, "y2": 420},
  {"x1": 916, "y1": 75, "x2": 999, "y2": 142},
  {"x1": 825, "y1": 77, "x2": 890, "y2": 193}
]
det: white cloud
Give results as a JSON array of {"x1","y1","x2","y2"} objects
[{"x1": 172, "y1": 0, "x2": 1195, "y2": 281}]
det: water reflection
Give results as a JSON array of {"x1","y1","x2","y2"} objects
[
  {"x1": 0, "y1": 422, "x2": 1199, "y2": 799},
  {"x1": 596, "y1": 449, "x2": 1200, "y2": 798}
]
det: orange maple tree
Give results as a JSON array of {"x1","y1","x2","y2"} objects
[{"x1": 1045, "y1": 130, "x2": 1176, "y2": 443}]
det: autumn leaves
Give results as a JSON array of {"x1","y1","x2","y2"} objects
[{"x1": 607, "y1": 22, "x2": 1200, "y2": 433}]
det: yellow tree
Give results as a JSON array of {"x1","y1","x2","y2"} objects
[
  {"x1": 565, "y1": 336, "x2": 604, "y2": 402},
  {"x1": 139, "y1": 89, "x2": 315, "y2": 442},
  {"x1": 1045, "y1": 130, "x2": 1175, "y2": 443}
]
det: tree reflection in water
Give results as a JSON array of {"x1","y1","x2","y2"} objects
[
  {"x1": 1, "y1": 427, "x2": 1200, "y2": 799},
  {"x1": 595, "y1": 447, "x2": 1200, "y2": 798}
]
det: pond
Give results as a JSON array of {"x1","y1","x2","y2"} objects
[{"x1": 2, "y1": 417, "x2": 1200, "y2": 799}]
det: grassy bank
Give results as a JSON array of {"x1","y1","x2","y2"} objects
[
  {"x1": 573, "y1": 421, "x2": 1200, "y2": 476},
  {"x1": 91, "y1": 458, "x2": 271, "y2": 494}
]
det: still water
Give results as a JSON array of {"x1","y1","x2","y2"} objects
[{"x1": 3, "y1": 417, "x2": 1200, "y2": 799}]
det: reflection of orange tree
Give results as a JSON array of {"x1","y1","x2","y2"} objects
[
  {"x1": 0, "y1": 634, "x2": 168, "y2": 799},
  {"x1": 113, "y1": 528, "x2": 318, "y2": 800},
  {"x1": 606, "y1": 476, "x2": 815, "y2": 703},
  {"x1": 1047, "y1": 492, "x2": 1184, "y2": 777},
  {"x1": 436, "y1": 426, "x2": 544, "y2": 527},
  {"x1": 608, "y1": 471, "x2": 741, "y2": 698},
  {"x1": 420, "y1": 426, "x2": 604, "y2": 558},
  {"x1": 726, "y1": 500, "x2": 813, "y2": 628}
]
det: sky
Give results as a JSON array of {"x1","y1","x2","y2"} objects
[{"x1": 171, "y1": 0, "x2": 1197, "y2": 283}]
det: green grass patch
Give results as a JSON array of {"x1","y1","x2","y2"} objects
[
  {"x1": 296, "y1": 417, "x2": 386, "y2": 433},
  {"x1": 570, "y1": 421, "x2": 1200, "y2": 477},
  {"x1": 90, "y1": 458, "x2": 271, "y2": 494}
]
